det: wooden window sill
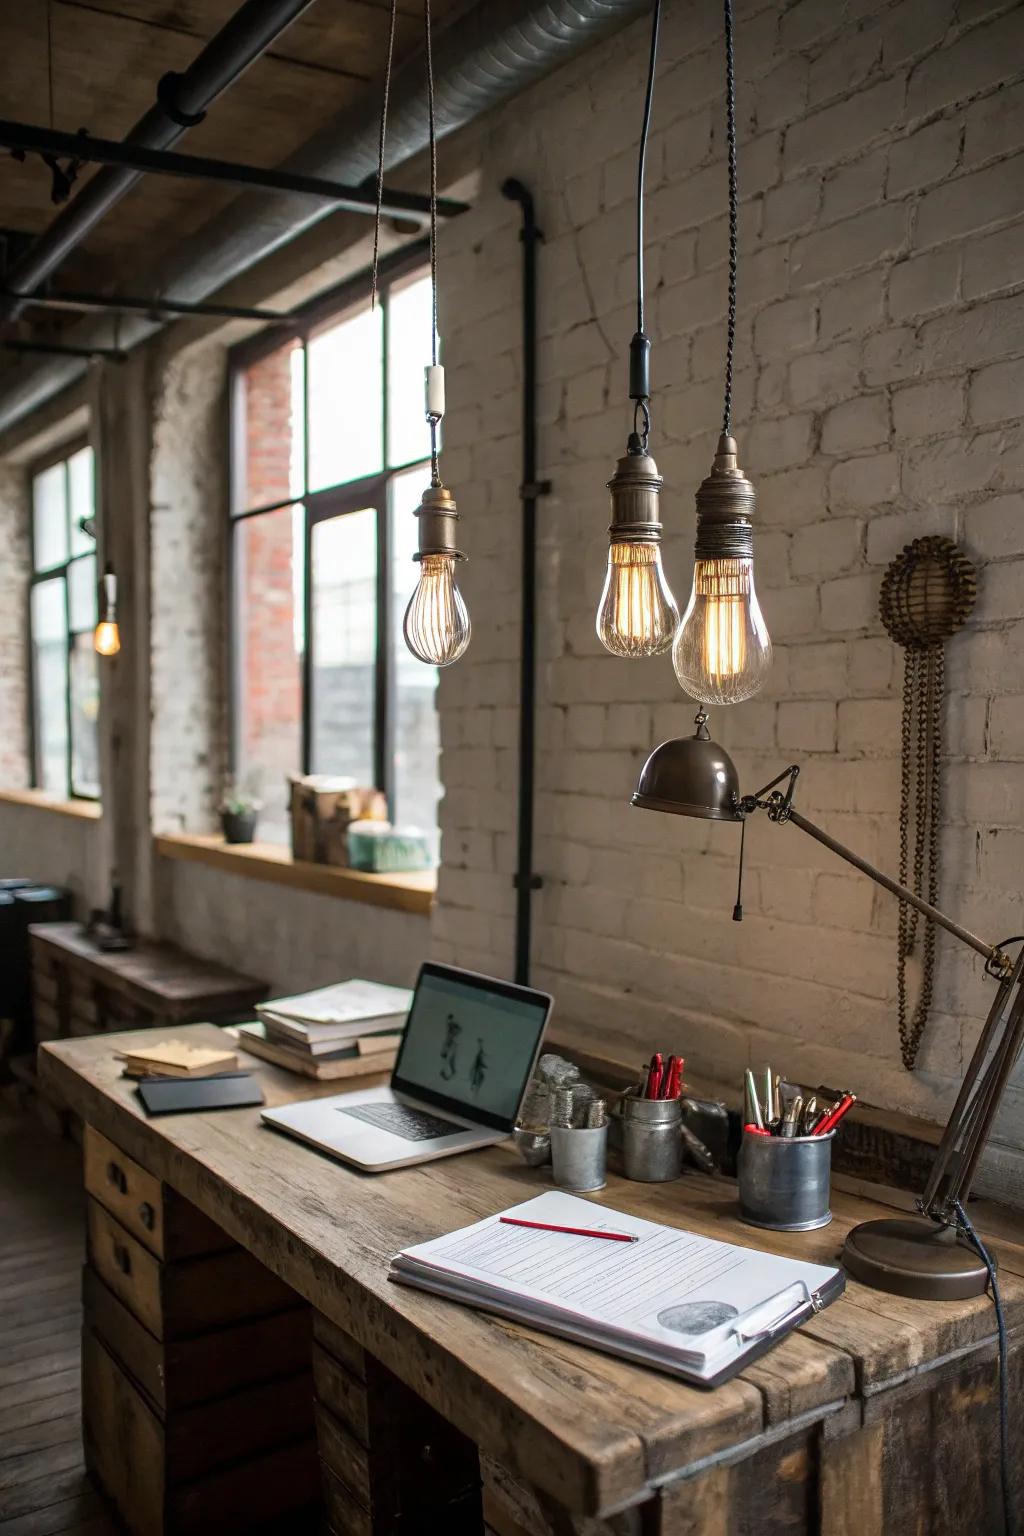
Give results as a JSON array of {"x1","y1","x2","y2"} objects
[
  {"x1": 154, "y1": 833, "x2": 435, "y2": 917},
  {"x1": 0, "y1": 787, "x2": 101, "y2": 820}
]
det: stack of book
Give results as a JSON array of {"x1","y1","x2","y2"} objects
[
  {"x1": 234, "y1": 979, "x2": 413, "y2": 1080},
  {"x1": 118, "y1": 1040, "x2": 239, "y2": 1079}
]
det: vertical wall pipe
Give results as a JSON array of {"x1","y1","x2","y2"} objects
[{"x1": 502, "y1": 178, "x2": 549, "y2": 986}]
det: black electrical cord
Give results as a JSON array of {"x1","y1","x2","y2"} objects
[
  {"x1": 953, "y1": 1199, "x2": 1015, "y2": 1535},
  {"x1": 635, "y1": 0, "x2": 661, "y2": 339},
  {"x1": 722, "y1": 0, "x2": 738, "y2": 436},
  {"x1": 629, "y1": 0, "x2": 661, "y2": 453},
  {"x1": 369, "y1": 0, "x2": 398, "y2": 314},
  {"x1": 425, "y1": 0, "x2": 441, "y2": 485}
]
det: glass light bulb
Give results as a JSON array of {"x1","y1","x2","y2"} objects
[
  {"x1": 403, "y1": 553, "x2": 470, "y2": 666},
  {"x1": 596, "y1": 541, "x2": 679, "y2": 658},
  {"x1": 94, "y1": 620, "x2": 121, "y2": 657},
  {"x1": 672, "y1": 555, "x2": 771, "y2": 704}
]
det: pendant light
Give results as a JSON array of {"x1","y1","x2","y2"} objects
[
  {"x1": 671, "y1": 0, "x2": 771, "y2": 705},
  {"x1": 595, "y1": 0, "x2": 679, "y2": 659},
  {"x1": 94, "y1": 563, "x2": 120, "y2": 657},
  {"x1": 402, "y1": 0, "x2": 470, "y2": 667}
]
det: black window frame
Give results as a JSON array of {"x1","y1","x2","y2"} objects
[
  {"x1": 227, "y1": 240, "x2": 434, "y2": 820},
  {"x1": 26, "y1": 435, "x2": 100, "y2": 802}
]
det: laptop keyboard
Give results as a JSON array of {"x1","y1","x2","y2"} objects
[{"x1": 338, "y1": 1102, "x2": 465, "y2": 1142}]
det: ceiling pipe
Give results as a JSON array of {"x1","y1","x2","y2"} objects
[
  {"x1": 0, "y1": 0, "x2": 647, "y2": 436},
  {"x1": 0, "y1": 0, "x2": 319, "y2": 329}
]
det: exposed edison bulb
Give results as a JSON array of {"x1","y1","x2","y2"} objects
[
  {"x1": 94, "y1": 620, "x2": 121, "y2": 657},
  {"x1": 672, "y1": 555, "x2": 771, "y2": 705},
  {"x1": 596, "y1": 541, "x2": 679, "y2": 658},
  {"x1": 404, "y1": 553, "x2": 470, "y2": 667}
]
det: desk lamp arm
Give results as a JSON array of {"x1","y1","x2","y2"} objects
[{"x1": 740, "y1": 766, "x2": 1020, "y2": 1224}]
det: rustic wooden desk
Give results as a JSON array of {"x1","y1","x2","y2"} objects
[{"x1": 40, "y1": 1026, "x2": 1024, "y2": 1536}]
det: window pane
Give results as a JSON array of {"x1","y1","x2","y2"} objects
[
  {"x1": 31, "y1": 578, "x2": 68, "y2": 795},
  {"x1": 310, "y1": 508, "x2": 377, "y2": 783},
  {"x1": 68, "y1": 554, "x2": 97, "y2": 633},
  {"x1": 33, "y1": 463, "x2": 67, "y2": 570},
  {"x1": 387, "y1": 275, "x2": 434, "y2": 469},
  {"x1": 390, "y1": 467, "x2": 441, "y2": 842},
  {"x1": 233, "y1": 505, "x2": 304, "y2": 844},
  {"x1": 68, "y1": 446, "x2": 95, "y2": 555},
  {"x1": 307, "y1": 307, "x2": 382, "y2": 492},
  {"x1": 70, "y1": 633, "x2": 100, "y2": 797},
  {"x1": 234, "y1": 339, "x2": 305, "y2": 514}
]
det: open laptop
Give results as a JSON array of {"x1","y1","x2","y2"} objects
[{"x1": 261, "y1": 962, "x2": 552, "y2": 1171}]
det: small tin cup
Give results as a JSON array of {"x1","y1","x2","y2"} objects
[
  {"x1": 550, "y1": 1124, "x2": 607, "y2": 1192},
  {"x1": 737, "y1": 1128, "x2": 834, "y2": 1231},
  {"x1": 622, "y1": 1094, "x2": 683, "y2": 1183}
]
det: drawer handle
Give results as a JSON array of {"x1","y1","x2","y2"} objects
[
  {"x1": 106, "y1": 1161, "x2": 128, "y2": 1194},
  {"x1": 113, "y1": 1242, "x2": 132, "y2": 1276},
  {"x1": 138, "y1": 1202, "x2": 155, "y2": 1231}
]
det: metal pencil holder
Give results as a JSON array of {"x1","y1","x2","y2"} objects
[
  {"x1": 550, "y1": 1124, "x2": 608, "y2": 1192},
  {"x1": 622, "y1": 1093, "x2": 683, "y2": 1183},
  {"x1": 737, "y1": 1129, "x2": 834, "y2": 1231}
]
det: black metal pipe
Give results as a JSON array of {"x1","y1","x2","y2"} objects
[
  {"x1": 6, "y1": 288, "x2": 289, "y2": 324},
  {"x1": 503, "y1": 178, "x2": 549, "y2": 987},
  {"x1": 0, "y1": 121, "x2": 468, "y2": 225},
  {"x1": 2, "y1": 339, "x2": 125, "y2": 361},
  {"x1": 0, "y1": 0, "x2": 318, "y2": 324}
]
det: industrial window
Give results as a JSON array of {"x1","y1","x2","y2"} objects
[
  {"x1": 229, "y1": 262, "x2": 441, "y2": 848},
  {"x1": 27, "y1": 442, "x2": 101, "y2": 801}
]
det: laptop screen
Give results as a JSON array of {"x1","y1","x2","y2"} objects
[{"x1": 391, "y1": 963, "x2": 552, "y2": 1132}]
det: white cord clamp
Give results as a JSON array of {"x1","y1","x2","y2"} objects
[{"x1": 425, "y1": 363, "x2": 445, "y2": 422}]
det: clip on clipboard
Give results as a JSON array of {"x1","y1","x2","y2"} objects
[{"x1": 733, "y1": 1280, "x2": 823, "y2": 1343}]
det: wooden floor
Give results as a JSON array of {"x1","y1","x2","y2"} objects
[{"x1": 0, "y1": 1111, "x2": 116, "y2": 1535}]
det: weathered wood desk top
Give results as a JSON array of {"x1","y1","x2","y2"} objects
[{"x1": 40, "y1": 1025, "x2": 1024, "y2": 1524}]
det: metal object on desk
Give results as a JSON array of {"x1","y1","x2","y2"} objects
[
  {"x1": 738, "y1": 1126, "x2": 834, "y2": 1231},
  {"x1": 550, "y1": 1118, "x2": 608, "y2": 1192},
  {"x1": 622, "y1": 1092, "x2": 683, "y2": 1182}
]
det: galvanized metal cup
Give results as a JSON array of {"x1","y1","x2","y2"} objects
[
  {"x1": 622, "y1": 1094, "x2": 683, "y2": 1182},
  {"x1": 550, "y1": 1124, "x2": 608, "y2": 1192},
  {"x1": 737, "y1": 1129, "x2": 834, "y2": 1231}
]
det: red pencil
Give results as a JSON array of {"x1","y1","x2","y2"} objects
[
  {"x1": 644, "y1": 1052, "x2": 664, "y2": 1099},
  {"x1": 499, "y1": 1217, "x2": 638, "y2": 1243},
  {"x1": 814, "y1": 1093, "x2": 857, "y2": 1136}
]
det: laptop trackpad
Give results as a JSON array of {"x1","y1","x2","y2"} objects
[{"x1": 339, "y1": 1103, "x2": 465, "y2": 1143}]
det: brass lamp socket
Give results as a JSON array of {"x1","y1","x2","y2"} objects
[
  {"x1": 99, "y1": 565, "x2": 117, "y2": 623},
  {"x1": 413, "y1": 483, "x2": 466, "y2": 562},
  {"x1": 607, "y1": 443, "x2": 664, "y2": 546},
  {"x1": 693, "y1": 433, "x2": 756, "y2": 560}
]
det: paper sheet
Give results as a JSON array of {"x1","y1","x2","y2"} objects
[{"x1": 395, "y1": 1191, "x2": 839, "y2": 1372}]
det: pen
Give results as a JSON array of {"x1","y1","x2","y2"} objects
[
  {"x1": 663, "y1": 1055, "x2": 682, "y2": 1100},
  {"x1": 644, "y1": 1053, "x2": 664, "y2": 1100},
  {"x1": 744, "y1": 1069, "x2": 764, "y2": 1130},
  {"x1": 780, "y1": 1095, "x2": 803, "y2": 1139},
  {"x1": 499, "y1": 1217, "x2": 638, "y2": 1243},
  {"x1": 743, "y1": 1123, "x2": 771, "y2": 1137},
  {"x1": 814, "y1": 1092, "x2": 857, "y2": 1136}
]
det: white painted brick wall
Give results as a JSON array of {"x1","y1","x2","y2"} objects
[
  {"x1": 433, "y1": 0, "x2": 1024, "y2": 1142},
  {"x1": 0, "y1": 465, "x2": 30, "y2": 787}
]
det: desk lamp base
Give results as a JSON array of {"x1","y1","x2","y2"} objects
[{"x1": 842, "y1": 1216, "x2": 989, "y2": 1300}]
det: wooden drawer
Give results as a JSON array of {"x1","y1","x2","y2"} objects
[
  {"x1": 87, "y1": 1199, "x2": 298, "y2": 1340},
  {"x1": 84, "y1": 1263, "x2": 313, "y2": 1413},
  {"x1": 84, "y1": 1124, "x2": 230, "y2": 1259},
  {"x1": 313, "y1": 1341, "x2": 370, "y2": 1445},
  {"x1": 83, "y1": 1328, "x2": 320, "y2": 1535}
]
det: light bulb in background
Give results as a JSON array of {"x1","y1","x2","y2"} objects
[
  {"x1": 672, "y1": 555, "x2": 771, "y2": 705},
  {"x1": 404, "y1": 552, "x2": 471, "y2": 667},
  {"x1": 94, "y1": 620, "x2": 121, "y2": 657},
  {"x1": 596, "y1": 541, "x2": 679, "y2": 657},
  {"x1": 94, "y1": 566, "x2": 120, "y2": 657}
]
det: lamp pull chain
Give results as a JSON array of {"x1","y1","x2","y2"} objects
[
  {"x1": 369, "y1": 0, "x2": 398, "y2": 313},
  {"x1": 722, "y1": 0, "x2": 738, "y2": 437},
  {"x1": 732, "y1": 819, "x2": 746, "y2": 923}
]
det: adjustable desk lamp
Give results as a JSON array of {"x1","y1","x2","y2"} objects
[{"x1": 632, "y1": 712, "x2": 1023, "y2": 1301}]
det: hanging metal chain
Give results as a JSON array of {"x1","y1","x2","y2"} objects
[
  {"x1": 722, "y1": 0, "x2": 738, "y2": 436},
  {"x1": 883, "y1": 536, "x2": 976, "y2": 1073}
]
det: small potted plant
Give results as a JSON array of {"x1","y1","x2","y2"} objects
[{"x1": 220, "y1": 778, "x2": 262, "y2": 845}]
